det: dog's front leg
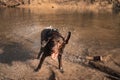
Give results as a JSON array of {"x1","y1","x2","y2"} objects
[
  {"x1": 37, "y1": 47, "x2": 44, "y2": 59},
  {"x1": 35, "y1": 53, "x2": 47, "y2": 72},
  {"x1": 58, "y1": 54, "x2": 64, "y2": 73},
  {"x1": 37, "y1": 40, "x2": 46, "y2": 59}
]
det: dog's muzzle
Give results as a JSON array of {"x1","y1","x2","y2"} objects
[{"x1": 50, "y1": 39, "x2": 63, "y2": 60}]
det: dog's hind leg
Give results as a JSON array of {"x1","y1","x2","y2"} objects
[
  {"x1": 35, "y1": 53, "x2": 47, "y2": 72},
  {"x1": 58, "y1": 54, "x2": 64, "y2": 73}
]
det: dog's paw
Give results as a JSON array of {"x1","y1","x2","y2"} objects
[
  {"x1": 60, "y1": 69, "x2": 64, "y2": 73},
  {"x1": 34, "y1": 68, "x2": 39, "y2": 72},
  {"x1": 59, "y1": 68, "x2": 64, "y2": 73}
]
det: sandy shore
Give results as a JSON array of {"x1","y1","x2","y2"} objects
[{"x1": 0, "y1": 25, "x2": 120, "y2": 80}]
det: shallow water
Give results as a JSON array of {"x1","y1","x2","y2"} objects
[{"x1": 0, "y1": 8, "x2": 120, "y2": 56}]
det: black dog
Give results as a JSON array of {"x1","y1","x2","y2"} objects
[{"x1": 34, "y1": 27, "x2": 71, "y2": 72}]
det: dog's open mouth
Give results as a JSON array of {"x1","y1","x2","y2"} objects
[{"x1": 51, "y1": 41, "x2": 62, "y2": 60}]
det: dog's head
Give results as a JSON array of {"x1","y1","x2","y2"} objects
[{"x1": 43, "y1": 28, "x2": 65, "y2": 59}]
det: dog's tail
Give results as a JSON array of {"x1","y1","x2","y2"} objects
[{"x1": 65, "y1": 32, "x2": 71, "y2": 44}]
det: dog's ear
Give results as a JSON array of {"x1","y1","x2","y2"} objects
[{"x1": 65, "y1": 31, "x2": 71, "y2": 44}]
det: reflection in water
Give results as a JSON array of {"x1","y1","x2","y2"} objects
[{"x1": 0, "y1": 8, "x2": 120, "y2": 56}]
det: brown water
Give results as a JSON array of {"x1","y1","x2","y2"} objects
[
  {"x1": 0, "y1": 8, "x2": 120, "y2": 56},
  {"x1": 0, "y1": 7, "x2": 120, "y2": 80}
]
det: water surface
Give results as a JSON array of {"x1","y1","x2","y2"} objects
[{"x1": 0, "y1": 8, "x2": 120, "y2": 56}]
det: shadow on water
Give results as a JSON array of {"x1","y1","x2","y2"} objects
[
  {"x1": 63, "y1": 52, "x2": 120, "y2": 80},
  {"x1": 113, "y1": 61, "x2": 120, "y2": 68},
  {"x1": 0, "y1": 41, "x2": 33, "y2": 65},
  {"x1": 65, "y1": 52, "x2": 120, "y2": 80},
  {"x1": 106, "y1": 75, "x2": 120, "y2": 80},
  {"x1": 88, "y1": 61, "x2": 120, "y2": 80}
]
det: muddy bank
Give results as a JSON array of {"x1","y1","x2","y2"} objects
[{"x1": 0, "y1": 25, "x2": 120, "y2": 80}]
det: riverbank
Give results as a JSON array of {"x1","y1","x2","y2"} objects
[
  {"x1": 1, "y1": 0, "x2": 120, "y2": 14},
  {"x1": 18, "y1": 2, "x2": 113, "y2": 14},
  {"x1": 19, "y1": 2, "x2": 113, "y2": 13}
]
